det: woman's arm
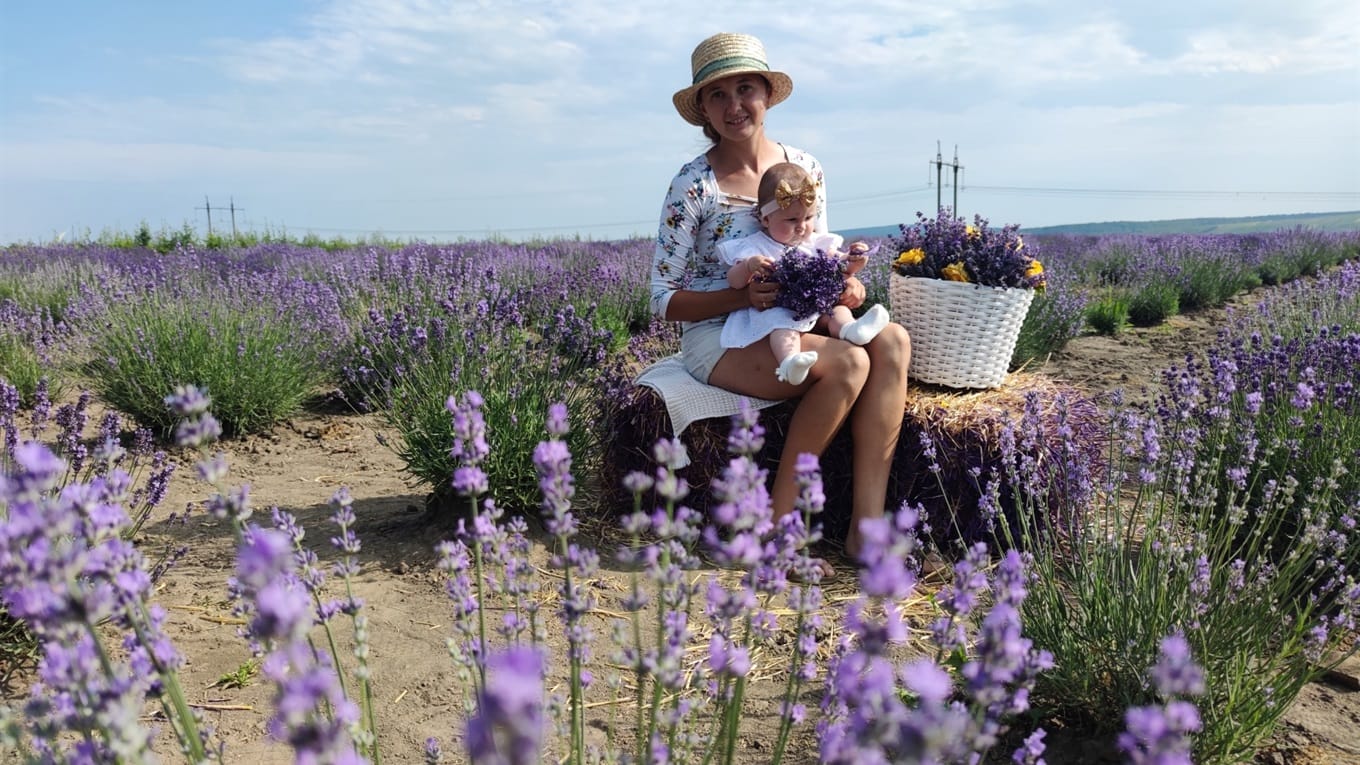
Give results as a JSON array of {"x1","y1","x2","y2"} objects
[
  {"x1": 651, "y1": 166, "x2": 762, "y2": 322},
  {"x1": 727, "y1": 259, "x2": 753, "y2": 289},
  {"x1": 665, "y1": 284, "x2": 753, "y2": 321}
]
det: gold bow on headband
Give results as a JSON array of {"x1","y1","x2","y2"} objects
[{"x1": 773, "y1": 178, "x2": 818, "y2": 209}]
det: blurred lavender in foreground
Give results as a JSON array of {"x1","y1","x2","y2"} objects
[
  {"x1": 0, "y1": 441, "x2": 209, "y2": 762},
  {"x1": 467, "y1": 646, "x2": 546, "y2": 765},
  {"x1": 820, "y1": 508, "x2": 1051, "y2": 764},
  {"x1": 1119, "y1": 634, "x2": 1205, "y2": 765}
]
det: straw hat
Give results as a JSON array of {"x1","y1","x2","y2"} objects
[{"x1": 672, "y1": 33, "x2": 793, "y2": 126}]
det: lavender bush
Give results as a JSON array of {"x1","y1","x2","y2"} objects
[
  {"x1": 0, "y1": 299, "x2": 70, "y2": 405},
  {"x1": 1125, "y1": 281, "x2": 1180, "y2": 327},
  {"x1": 346, "y1": 296, "x2": 610, "y2": 514},
  {"x1": 1009, "y1": 271, "x2": 1089, "y2": 368},
  {"x1": 1032, "y1": 228, "x2": 1360, "y2": 335},
  {"x1": 1254, "y1": 228, "x2": 1335, "y2": 285},
  {"x1": 0, "y1": 379, "x2": 175, "y2": 677},
  {"x1": 991, "y1": 295, "x2": 1360, "y2": 763},
  {"x1": 0, "y1": 438, "x2": 208, "y2": 762},
  {"x1": 1084, "y1": 288, "x2": 1131, "y2": 335},
  {"x1": 330, "y1": 242, "x2": 632, "y2": 514},
  {"x1": 1157, "y1": 263, "x2": 1360, "y2": 596},
  {"x1": 79, "y1": 253, "x2": 345, "y2": 436},
  {"x1": 3, "y1": 382, "x2": 1082, "y2": 763},
  {"x1": 1224, "y1": 257, "x2": 1360, "y2": 341}
]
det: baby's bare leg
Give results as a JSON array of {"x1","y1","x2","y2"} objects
[
  {"x1": 768, "y1": 328, "x2": 800, "y2": 361},
  {"x1": 823, "y1": 306, "x2": 856, "y2": 337},
  {"x1": 770, "y1": 328, "x2": 817, "y2": 385}
]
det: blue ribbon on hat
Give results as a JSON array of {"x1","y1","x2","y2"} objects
[{"x1": 693, "y1": 55, "x2": 770, "y2": 84}]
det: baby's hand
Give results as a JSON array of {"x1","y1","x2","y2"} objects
[
  {"x1": 839, "y1": 241, "x2": 870, "y2": 275},
  {"x1": 747, "y1": 255, "x2": 775, "y2": 278}
]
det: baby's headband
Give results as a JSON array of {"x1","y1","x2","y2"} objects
[{"x1": 759, "y1": 178, "x2": 819, "y2": 217}]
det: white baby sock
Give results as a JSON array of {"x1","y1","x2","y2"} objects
[
  {"x1": 839, "y1": 304, "x2": 891, "y2": 346},
  {"x1": 775, "y1": 351, "x2": 818, "y2": 385}
]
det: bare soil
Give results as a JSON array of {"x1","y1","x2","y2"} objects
[{"x1": 10, "y1": 282, "x2": 1360, "y2": 763}]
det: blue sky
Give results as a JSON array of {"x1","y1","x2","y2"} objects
[{"x1": 1, "y1": 1, "x2": 1357, "y2": 244}]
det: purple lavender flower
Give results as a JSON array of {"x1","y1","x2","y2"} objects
[
  {"x1": 1, "y1": 442, "x2": 207, "y2": 761},
  {"x1": 1119, "y1": 633, "x2": 1205, "y2": 765},
  {"x1": 1148, "y1": 633, "x2": 1206, "y2": 698},
  {"x1": 230, "y1": 525, "x2": 362, "y2": 762},
  {"x1": 891, "y1": 209, "x2": 1046, "y2": 289},
  {"x1": 534, "y1": 438, "x2": 576, "y2": 538},
  {"x1": 425, "y1": 737, "x2": 443, "y2": 764},
  {"x1": 467, "y1": 647, "x2": 546, "y2": 765},
  {"x1": 448, "y1": 391, "x2": 490, "y2": 497},
  {"x1": 768, "y1": 246, "x2": 846, "y2": 321},
  {"x1": 164, "y1": 383, "x2": 213, "y2": 417}
]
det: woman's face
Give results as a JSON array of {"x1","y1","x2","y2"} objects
[
  {"x1": 698, "y1": 74, "x2": 769, "y2": 141},
  {"x1": 763, "y1": 200, "x2": 816, "y2": 247}
]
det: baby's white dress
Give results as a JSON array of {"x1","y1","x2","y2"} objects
[{"x1": 716, "y1": 230, "x2": 844, "y2": 349}]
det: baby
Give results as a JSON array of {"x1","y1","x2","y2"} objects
[{"x1": 718, "y1": 162, "x2": 890, "y2": 384}]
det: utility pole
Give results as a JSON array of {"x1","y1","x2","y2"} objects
[
  {"x1": 951, "y1": 145, "x2": 964, "y2": 215},
  {"x1": 197, "y1": 196, "x2": 244, "y2": 240},
  {"x1": 929, "y1": 143, "x2": 965, "y2": 216},
  {"x1": 228, "y1": 197, "x2": 243, "y2": 240},
  {"x1": 197, "y1": 195, "x2": 213, "y2": 236}
]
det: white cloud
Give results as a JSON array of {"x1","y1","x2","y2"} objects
[
  {"x1": 2, "y1": 0, "x2": 1355, "y2": 243},
  {"x1": 2, "y1": 141, "x2": 367, "y2": 183}
]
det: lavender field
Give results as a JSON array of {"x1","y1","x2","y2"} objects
[{"x1": 2, "y1": 228, "x2": 1360, "y2": 764}]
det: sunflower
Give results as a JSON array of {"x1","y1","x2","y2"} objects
[
  {"x1": 896, "y1": 248, "x2": 926, "y2": 267},
  {"x1": 941, "y1": 262, "x2": 971, "y2": 282}
]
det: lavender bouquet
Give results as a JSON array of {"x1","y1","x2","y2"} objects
[
  {"x1": 768, "y1": 246, "x2": 846, "y2": 321},
  {"x1": 892, "y1": 209, "x2": 1046, "y2": 290}
]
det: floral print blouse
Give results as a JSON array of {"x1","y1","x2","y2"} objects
[{"x1": 650, "y1": 145, "x2": 827, "y2": 334}]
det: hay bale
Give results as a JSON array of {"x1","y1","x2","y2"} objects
[{"x1": 598, "y1": 370, "x2": 1104, "y2": 551}]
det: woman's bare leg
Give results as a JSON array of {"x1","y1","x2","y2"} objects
[
  {"x1": 844, "y1": 321, "x2": 911, "y2": 557},
  {"x1": 708, "y1": 333, "x2": 870, "y2": 520}
]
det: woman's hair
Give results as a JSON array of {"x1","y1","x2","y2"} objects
[
  {"x1": 698, "y1": 75, "x2": 773, "y2": 145},
  {"x1": 757, "y1": 162, "x2": 815, "y2": 211}
]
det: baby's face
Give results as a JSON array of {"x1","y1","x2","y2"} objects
[{"x1": 763, "y1": 201, "x2": 815, "y2": 247}]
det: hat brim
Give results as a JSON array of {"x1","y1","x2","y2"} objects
[{"x1": 672, "y1": 69, "x2": 793, "y2": 126}]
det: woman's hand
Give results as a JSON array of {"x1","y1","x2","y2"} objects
[
  {"x1": 750, "y1": 280, "x2": 779, "y2": 310},
  {"x1": 838, "y1": 276, "x2": 866, "y2": 310}
]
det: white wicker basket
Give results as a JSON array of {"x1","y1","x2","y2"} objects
[{"x1": 889, "y1": 273, "x2": 1035, "y2": 389}]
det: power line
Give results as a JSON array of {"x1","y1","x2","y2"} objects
[
  {"x1": 962, "y1": 186, "x2": 1360, "y2": 201},
  {"x1": 258, "y1": 218, "x2": 658, "y2": 236},
  {"x1": 263, "y1": 186, "x2": 1356, "y2": 237}
]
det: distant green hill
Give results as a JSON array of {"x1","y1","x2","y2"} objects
[{"x1": 842, "y1": 210, "x2": 1360, "y2": 239}]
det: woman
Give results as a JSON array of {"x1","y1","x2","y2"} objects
[{"x1": 650, "y1": 32, "x2": 911, "y2": 561}]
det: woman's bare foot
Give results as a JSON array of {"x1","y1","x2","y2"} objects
[
  {"x1": 843, "y1": 527, "x2": 866, "y2": 564},
  {"x1": 789, "y1": 557, "x2": 838, "y2": 584}
]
